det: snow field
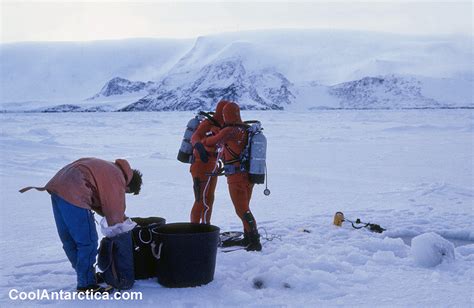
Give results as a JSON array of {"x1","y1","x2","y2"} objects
[{"x1": 0, "y1": 109, "x2": 473, "y2": 306}]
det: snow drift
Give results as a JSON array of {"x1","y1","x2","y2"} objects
[{"x1": 411, "y1": 232, "x2": 455, "y2": 267}]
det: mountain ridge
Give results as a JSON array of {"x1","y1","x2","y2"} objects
[{"x1": 1, "y1": 30, "x2": 472, "y2": 112}]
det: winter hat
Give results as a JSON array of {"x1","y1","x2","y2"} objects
[{"x1": 115, "y1": 159, "x2": 133, "y2": 185}]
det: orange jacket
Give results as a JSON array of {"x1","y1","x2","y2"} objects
[{"x1": 21, "y1": 158, "x2": 132, "y2": 225}]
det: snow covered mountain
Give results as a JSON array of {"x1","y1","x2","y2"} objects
[
  {"x1": 329, "y1": 76, "x2": 437, "y2": 109},
  {"x1": 1, "y1": 30, "x2": 472, "y2": 112},
  {"x1": 39, "y1": 104, "x2": 112, "y2": 113},
  {"x1": 38, "y1": 73, "x2": 471, "y2": 112},
  {"x1": 327, "y1": 75, "x2": 472, "y2": 109},
  {"x1": 121, "y1": 57, "x2": 294, "y2": 111},
  {"x1": 88, "y1": 77, "x2": 157, "y2": 100}
]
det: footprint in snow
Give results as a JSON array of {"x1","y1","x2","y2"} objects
[
  {"x1": 253, "y1": 278, "x2": 265, "y2": 289},
  {"x1": 253, "y1": 278, "x2": 292, "y2": 290},
  {"x1": 16, "y1": 258, "x2": 69, "y2": 268}
]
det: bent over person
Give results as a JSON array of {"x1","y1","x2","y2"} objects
[
  {"x1": 19, "y1": 157, "x2": 143, "y2": 293},
  {"x1": 203, "y1": 102, "x2": 262, "y2": 251},
  {"x1": 190, "y1": 100, "x2": 229, "y2": 224}
]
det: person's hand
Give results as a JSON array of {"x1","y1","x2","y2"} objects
[
  {"x1": 194, "y1": 142, "x2": 209, "y2": 163},
  {"x1": 210, "y1": 126, "x2": 220, "y2": 136}
]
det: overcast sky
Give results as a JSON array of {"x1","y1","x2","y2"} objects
[{"x1": 1, "y1": 1, "x2": 472, "y2": 43}]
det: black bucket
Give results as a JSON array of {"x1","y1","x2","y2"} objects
[
  {"x1": 153, "y1": 223, "x2": 220, "y2": 288},
  {"x1": 131, "y1": 217, "x2": 166, "y2": 280}
]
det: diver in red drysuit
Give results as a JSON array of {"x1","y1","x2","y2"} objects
[
  {"x1": 189, "y1": 100, "x2": 229, "y2": 224},
  {"x1": 203, "y1": 102, "x2": 262, "y2": 251}
]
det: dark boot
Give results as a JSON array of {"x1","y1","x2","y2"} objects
[
  {"x1": 242, "y1": 211, "x2": 262, "y2": 251},
  {"x1": 77, "y1": 284, "x2": 113, "y2": 294},
  {"x1": 221, "y1": 232, "x2": 249, "y2": 247},
  {"x1": 95, "y1": 272, "x2": 105, "y2": 284},
  {"x1": 246, "y1": 231, "x2": 262, "y2": 252}
]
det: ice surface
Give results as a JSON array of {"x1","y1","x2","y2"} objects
[{"x1": 0, "y1": 109, "x2": 473, "y2": 306}]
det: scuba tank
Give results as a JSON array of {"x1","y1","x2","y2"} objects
[
  {"x1": 245, "y1": 122, "x2": 267, "y2": 185},
  {"x1": 177, "y1": 116, "x2": 202, "y2": 163},
  {"x1": 177, "y1": 111, "x2": 218, "y2": 164}
]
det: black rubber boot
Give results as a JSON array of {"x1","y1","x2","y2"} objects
[
  {"x1": 95, "y1": 272, "x2": 105, "y2": 284},
  {"x1": 221, "y1": 232, "x2": 249, "y2": 247},
  {"x1": 77, "y1": 284, "x2": 113, "y2": 294},
  {"x1": 246, "y1": 231, "x2": 262, "y2": 252},
  {"x1": 242, "y1": 211, "x2": 262, "y2": 251}
]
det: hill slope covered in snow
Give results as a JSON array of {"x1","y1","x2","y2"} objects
[{"x1": 1, "y1": 30, "x2": 472, "y2": 112}]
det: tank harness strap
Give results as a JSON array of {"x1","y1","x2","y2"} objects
[
  {"x1": 198, "y1": 111, "x2": 221, "y2": 128},
  {"x1": 224, "y1": 144, "x2": 241, "y2": 161},
  {"x1": 223, "y1": 143, "x2": 246, "y2": 175},
  {"x1": 223, "y1": 123, "x2": 250, "y2": 129},
  {"x1": 221, "y1": 124, "x2": 249, "y2": 176},
  {"x1": 224, "y1": 158, "x2": 241, "y2": 165}
]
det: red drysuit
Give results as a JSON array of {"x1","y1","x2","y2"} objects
[
  {"x1": 189, "y1": 100, "x2": 229, "y2": 224},
  {"x1": 203, "y1": 102, "x2": 257, "y2": 233}
]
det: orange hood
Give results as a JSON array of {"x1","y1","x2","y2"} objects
[
  {"x1": 214, "y1": 100, "x2": 230, "y2": 126},
  {"x1": 223, "y1": 102, "x2": 242, "y2": 125}
]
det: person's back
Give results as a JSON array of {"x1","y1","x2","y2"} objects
[{"x1": 45, "y1": 157, "x2": 133, "y2": 224}]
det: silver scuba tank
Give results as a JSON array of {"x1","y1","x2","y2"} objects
[
  {"x1": 177, "y1": 116, "x2": 202, "y2": 163},
  {"x1": 248, "y1": 123, "x2": 267, "y2": 184}
]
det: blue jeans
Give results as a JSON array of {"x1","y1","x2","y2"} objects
[{"x1": 51, "y1": 194, "x2": 98, "y2": 288}]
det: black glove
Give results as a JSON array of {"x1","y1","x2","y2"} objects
[{"x1": 194, "y1": 142, "x2": 209, "y2": 163}]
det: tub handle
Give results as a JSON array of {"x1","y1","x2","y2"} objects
[
  {"x1": 151, "y1": 242, "x2": 163, "y2": 260},
  {"x1": 139, "y1": 229, "x2": 153, "y2": 244}
]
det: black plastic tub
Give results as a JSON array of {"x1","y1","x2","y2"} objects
[
  {"x1": 153, "y1": 223, "x2": 220, "y2": 288},
  {"x1": 131, "y1": 217, "x2": 166, "y2": 280}
]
